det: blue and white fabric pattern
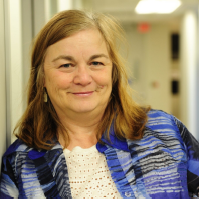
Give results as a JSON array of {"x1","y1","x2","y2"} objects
[{"x1": 0, "y1": 110, "x2": 199, "y2": 198}]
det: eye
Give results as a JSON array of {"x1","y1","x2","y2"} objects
[
  {"x1": 91, "y1": 61, "x2": 103, "y2": 66},
  {"x1": 60, "y1": 63, "x2": 72, "y2": 68}
]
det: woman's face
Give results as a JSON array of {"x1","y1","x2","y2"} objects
[{"x1": 44, "y1": 29, "x2": 113, "y2": 117}]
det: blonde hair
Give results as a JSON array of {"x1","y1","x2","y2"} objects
[{"x1": 15, "y1": 10, "x2": 150, "y2": 150}]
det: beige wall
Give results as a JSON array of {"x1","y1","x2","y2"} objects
[
  {"x1": 0, "y1": 0, "x2": 6, "y2": 169},
  {"x1": 123, "y1": 23, "x2": 171, "y2": 113},
  {"x1": 145, "y1": 24, "x2": 171, "y2": 113}
]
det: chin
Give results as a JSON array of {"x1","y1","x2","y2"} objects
[
  {"x1": 71, "y1": 104, "x2": 103, "y2": 114},
  {"x1": 73, "y1": 107, "x2": 96, "y2": 113}
]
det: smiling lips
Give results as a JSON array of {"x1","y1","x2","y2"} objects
[{"x1": 72, "y1": 91, "x2": 94, "y2": 97}]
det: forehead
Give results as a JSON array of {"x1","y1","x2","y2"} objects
[{"x1": 45, "y1": 29, "x2": 109, "y2": 57}]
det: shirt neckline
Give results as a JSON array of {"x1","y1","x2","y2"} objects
[{"x1": 63, "y1": 145, "x2": 97, "y2": 154}]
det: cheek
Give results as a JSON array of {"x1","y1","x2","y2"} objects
[
  {"x1": 105, "y1": 74, "x2": 113, "y2": 89},
  {"x1": 46, "y1": 72, "x2": 71, "y2": 90},
  {"x1": 95, "y1": 76, "x2": 111, "y2": 88},
  {"x1": 95, "y1": 68, "x2": 112, "y2": 86}
]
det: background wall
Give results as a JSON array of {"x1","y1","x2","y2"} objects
[
  {"x1": 4, "y1": 0, "x2": 23, "y2": 146},
  {"x1": 180, "y1": 11, "x2": 198, "y2": 138},
  {"x1": 122, "y1": 23, "x2": 171, "y2": 113},
  {"x1": 0, "y1": 0, "x2": 7, "y2": 169}
]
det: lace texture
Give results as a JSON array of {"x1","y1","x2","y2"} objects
[{"x1": 63, "y1": 145, "x2": 122, "y2": 198}]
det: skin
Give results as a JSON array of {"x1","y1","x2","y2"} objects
[{"x1": 44, "y1": 29, "x2": 113, "y2": 150}]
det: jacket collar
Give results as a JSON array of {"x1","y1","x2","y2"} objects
[
  {"x1": 27, "y1": 122, "x2": 130, "y2": 160},
  {"x1": 96, "y1": 122, "x2": 129, "y2": 153},
  {"x1": 27, "y1": 136, "x2": 129, "y2": 161}
]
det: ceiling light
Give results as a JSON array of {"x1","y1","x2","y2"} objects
[{"x1": 135, "y1": 0, "x2": 182, "y2": 14}]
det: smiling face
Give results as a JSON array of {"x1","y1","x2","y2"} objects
[{"x1": 44, "y1": 29, "x2": 113, "y2": 118}]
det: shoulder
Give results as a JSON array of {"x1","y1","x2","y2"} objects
[
  {"x1": 3, "y1": 139, "x2": 63, "y2": 161},
  {"x1": 145, "y1": 109, "x2": 184, "y2": 142},
  {"x1": 147, "y1": 109, "x2": 173, "y2": 120},
  {"x1": 1, "y1": 139, "x2": 65, "y2": 198},
  {"x1": 1, "y1": 139, "x2": 32, "y2": 170},
  {"x1": 3, "y1": 138, "x2": 30, "y2": 157},
  {"x1": 146, "y1": 109, "x2": 178, "y2": 130}
]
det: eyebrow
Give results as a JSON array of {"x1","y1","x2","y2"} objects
[
  {"x1": 51, "y1": 54, "x2": 109, "y2": 63},
  {"x1": 89, "y1": 54, "x2": 109, "y2": 61},
  {"x1": 52, "y1": 55, "x2": 75, "y2": 62}
]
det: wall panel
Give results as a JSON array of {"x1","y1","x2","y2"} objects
[{"x1": 0, "y1": 0, "x2": 7, "y2": 169}]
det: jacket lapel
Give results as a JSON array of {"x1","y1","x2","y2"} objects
[{"x1": 28, "y1": 144, "x2": 72, "y2": 198}]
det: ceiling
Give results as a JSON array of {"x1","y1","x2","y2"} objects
[{"x1": 88, "y1": 0, "x2": 199, "y2": 23}]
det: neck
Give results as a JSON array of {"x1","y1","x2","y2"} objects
[{"x1": 57, "y1": 110, "x2": 104, "y2": 150}]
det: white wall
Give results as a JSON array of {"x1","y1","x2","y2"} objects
[
  {"x1": 0, "y1": 0, "x2": 7, "y2": 169},
  {"x1": 180, "y1": 11, "x2": 197, "y2": 136},
  {"x1": 4, "y1": 0, "x2": 23, "y2": 145},
  {"x1": 123, "y1": 23, "x2": 171, "y2": 113}
]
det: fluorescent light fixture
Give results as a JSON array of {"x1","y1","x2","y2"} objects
[{"x1": 135, "y1": 0, "x2": 182, "y2": 14}]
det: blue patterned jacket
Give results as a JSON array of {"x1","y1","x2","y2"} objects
[{"x1": 1, "y1": 110, "x2": 199, "y2": 198}]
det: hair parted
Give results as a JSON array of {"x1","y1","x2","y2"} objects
[{"x1": 14, "y1": 10, "x2": 150, "y2": 150}]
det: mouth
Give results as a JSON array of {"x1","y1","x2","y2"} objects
[{"x1": 72, "y1": 91, "x2": 94, "y2": 97}]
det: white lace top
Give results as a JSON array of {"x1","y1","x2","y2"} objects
[{"x1": 63, "y1": 145, "x2": 122, "y2": 198}]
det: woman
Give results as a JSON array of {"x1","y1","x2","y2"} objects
[{"x1": 0, "y1": 10, "x2": 199, "y2": 198}]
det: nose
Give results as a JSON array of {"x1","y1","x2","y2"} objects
[{"x1": 73, "y1": 64, "x2": 92, "y2": 86}]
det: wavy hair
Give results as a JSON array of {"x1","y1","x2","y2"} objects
[{"x1": 15, "y1": 10, "x2": 150, "y2": 150}]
